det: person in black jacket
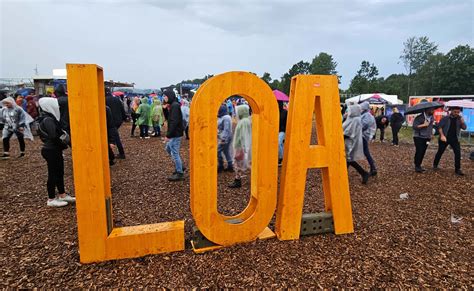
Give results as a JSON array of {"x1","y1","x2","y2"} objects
[
  {"x1": 163, "y1": 90, "x2": 185, "y2": 181},
  {"x1": 389, "y1": 108, "x2": 404, "y2": 146},
  {"x1": 278, "y1": 101, "x2": 287, "y2": 166},
  {"x1": 433, "y1": 107, "x2": 467, "y2": 175},
  {"x1": 374, "y1": 115, "x2": 389, "y2": 142},
  {"x1": 38, "y1": 97, "x2": 76, "y2": 207},
  {"x1": 105, "y1": 105, "x2": 118, "y2": 166},
  {"x1": 55, "y1": 84, "x2": 70, "y2": 134},
  {"x1": 105, "y1": 88, "x2": 127, "y2": 159}
]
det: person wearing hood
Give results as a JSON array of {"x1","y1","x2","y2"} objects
[
  {"x1": 181, "y1": 99, "x2": 190, "y2": 140},
  {"x1": 412, "y1": 107, "x2": 435, "y2": 173},
  {"x1": 343, "y1": 104, "x2": 370, "y2": 184},
  {"x1": 163, "y1": 90, "x2": 185, "y2": 181},
  {"x1": 360, "y1": 102, "x2": 377, "y2": 176},
  {"x1": 278, "y1": 101, "x2": 288, "y2": 166},
  {"x1": 26, "y1": 95, "x2": 38, "y2": 120},
  {"x1": 217, "y1": 104, "x2": 234, "y2": 173},
  {"x1": 0, "y1": 97, "x2": 28, "y2": 159},
  {"x1": 38, "y1": 97, "x2": 76, "y2": 207},
  {"x1": 105, "y1": 87, "x2": 127, "y2": 159},
  {"x1": 229, "y1": 105, "x2": 252, "y2": 188},
  {"x1": 389, "y1": 107, "x2": 405, "y2": 146},
  {"x1": 151, "y1": 98, "x2": 165, "y2": 137},
  {"x1": 55, "y1": 84, "x2": 70, "y2": 134},
  {"x1": 136, "y1": 96, "x2": 152, "y2": 139}
]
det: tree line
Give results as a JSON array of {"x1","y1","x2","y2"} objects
[{"x1": 175, "y1": 36, "x2": 473, "y2": 103}]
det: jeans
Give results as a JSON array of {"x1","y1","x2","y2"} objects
[
  {"x1": 414, "y1": 137, "x2": 430, "y2": 168},
  {"x1": 166, "y1": 137, "x2": 183, "y2": 173},
  {"x1": 111, "y1": 128, "x2": 125, "y2": 156},
  {"x1": 3, "y1": 130, "x2": 25, "y2": 152},
  {"x1": 41, "y1": 148, "x2": 65, "y2": 199},
  {"x1": 433, "y1": 138, "x2": 461, "y2": 170},
  {"x1": 374, "y1": 127, "x2": 385, "y2": 141},
  {"x1": 131, "y1": 113, "x2": 138, "y2": 136},
  {"x1": 391, "y1": 125, "x2": 401, "y2": 145},
  {"x1": 218, "y1": 140, "x2": 233, "y2": 169},
  {"x1": 153, "y1": 125, "x2": 161, "y2": 136},
  {"x1": 347, "y1": 161, "x2": 368, "y2": 177},
  {"x1": 139, "y1": 125, "x2": 149, "y2": 137},
  {"x1": 362, "y1": 138, "x2": 376, "y2": 172},
  {"x1": 278, "y1": 132, "x2": 285, "y2": 160}
]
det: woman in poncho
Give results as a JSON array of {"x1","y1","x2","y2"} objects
[
  {"x1": 229, "y1": 105, "x2": 252, "y2": 188},
  {"x1": 0, "y1": 97, "x2": 34, "y2": 159},
  {"x1": 136, "y1": 97, "x2": 151, "y2": 139},
  {"x1": 343, "y1": 104, "x2": 369, "y2": 184},
  {"x1": 151, "y1": 98, "x2": 164, "y2": 137}
]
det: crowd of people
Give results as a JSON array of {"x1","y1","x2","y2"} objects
[{"x1": 0, "y1": 87, "x2": 470, "y2": 208}]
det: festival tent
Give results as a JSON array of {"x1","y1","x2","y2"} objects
[
  {"x1": 273, "y1": 90, "x2": 289, "y2": 102},
  {"x1": 345, "y1": 93, "x2": 402, "y2": 105}
]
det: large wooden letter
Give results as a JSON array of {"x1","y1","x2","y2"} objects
[
  {"x1": 190, "y1": 71, "x2": 279, "y2": 246},
  {"x1": 67, "y1": 64, "x2": 184, "y2": 263},
  {"x1": 275, "y1": 75, "x2": 353, "y2": 240}
]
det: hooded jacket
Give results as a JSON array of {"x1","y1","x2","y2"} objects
[
  {"x1": 106, "y1": 92, "x2": 127, "y2": 128},
  {"x1": 55, "y1": 85, "x2": 70, "y2": 133},
  {"x1": 360, "y1": 102, "x2": 376, "y2": 141},
  {"x1": 278, "y1": 101, "x2": 288, "y2": 133},
  {"x1": 136, "y1": 97, "x2": 151, "y2": 126},
  {"x1": 38, "y1": 97, "x2": 65, "y2": 150},
  {"x1": 218, "y1": 104, "x2": 232, "y2": 143},
  {"x1": 164, "y1": 90, "x2": 184, "y2": 138},
  {"x1": 343, "y1": 105, "x2": 364, "y2": 162}
]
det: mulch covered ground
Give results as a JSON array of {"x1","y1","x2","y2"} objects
[{"x1": 1, "y1": 123, "x2": 472, "y2": 288}]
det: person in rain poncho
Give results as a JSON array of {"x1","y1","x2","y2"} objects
[
  {"x1": 130, "y1": 97, "x2": 140, "y2": 137},
  {"x1": 136, "y1": 97, "x2": 152, "y2": 139},
  {"x1": 181, "y1": 99, "x2": 190, "y2": 140},
  {"x1": 343, "y1": 104, "x2": 370, "y2": 184},
  {"x1": 37, "y1": 97, "x2": 76, "y2": 207},
  {"x1": 360, "y1": 102, "x2": 377, "y2": 176},
  {"x1": 151, "y1": 98, "x2": 165, "y2": 137},
  {"x1": 229, "y1": 105, "x2": 252, "y2": 188},
  {"x1": 217, "y1": 104, "x2": 234, "y2": 173},
  {"x1": 0, "y1": 97, "x2": 34, "y2": 159}
]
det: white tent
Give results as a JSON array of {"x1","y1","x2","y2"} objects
[{"x1": 345, "y1": 93, "x2": 403, "y2": 105}]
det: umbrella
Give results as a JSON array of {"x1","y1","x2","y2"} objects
[
  {"x1": 444, "y1": 99, "x2": 474, "y2": 109},
  {"x1": 273, "y1": 90, "x2": 289, "y2": 102},
  {"x1": 405, "y1": 101, "x2": 444, "y2": 115},
  {"x1": 112, "y1": 91, "x2": 125, "y2": 96}
]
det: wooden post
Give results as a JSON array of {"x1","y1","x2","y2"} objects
[
  {"x1": 190, "y1": 71, "x2": 279, "y2": 246},
  {"x1": 275, "y1": 75, "x2": 353, "y2": 240},
  {"x1": 67, "y1": 64, "x2": 184, "y2": 263}
]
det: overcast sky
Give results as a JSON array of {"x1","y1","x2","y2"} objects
[{"x1": 1, "y1": 0, "x2": 473, "y2": 89}]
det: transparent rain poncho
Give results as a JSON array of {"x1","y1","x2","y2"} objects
[{"x1": 232, "y1": 105, "x2": 252, "y2": 171}]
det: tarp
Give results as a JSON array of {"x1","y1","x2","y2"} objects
[
  {"x1": 463, "y1": 108, "x2": 474, "y2": 132},
  {"x1": 445, "y1": 99, "x2": 474, "y2": 109},
  {"x1": 345, "y1": 93, "x2": 402, "y2": 105},
  {"x1": 273, "y1": 90, "x2": 289, "y2": 102}
]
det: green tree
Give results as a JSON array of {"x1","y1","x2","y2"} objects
[
  {"x1": 413, "y1": 53, "x2": 445, "y2": 95},
  {"x1": 349, "y1": 61, "x2": 380, "y2": 94},
  {"x1": 280, "y1": 61, "x2": 310, "y2": 94},
  {"x1": 435, "y1": 45, "x2": 474, "y2": 94},
  {"x1": 400, "y1": 36, "x2": 438, "y2": 95},
  {"x1": 309, "y1": 52, "x2": 340, "y2": 83},
  {"x1": 381, "y1": 74, "x2": 410, "y2": 103},
  {"x1": 261, "y1": 72, "x2": 272, "y2": 85}
]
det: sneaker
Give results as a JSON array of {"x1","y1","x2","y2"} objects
[
  {"x1": 278, "y1": 159, "x2": 283, "y2": 167},
  {"x1": 362, "y1": 172, "x2": 369, "y2": 185},
  {"x1": 415, "y1": 166, "x2": 425, "y2": 173},
  {"x1": 168, "y1": 172, "x2": 184, "y2": 181},
  {"x1": 370, "y1": 170, "x2": 377, "y2": 177},
  {"x1": 228, "y1": 178, "x2": 242, "y2": 188},
  {"x1": 455, "y1": 170, "x2": 465, "y2": 176},
  {"x1": 19, "y1": 152, "x2": 25, "y2": 158},
  {"x1": 433, "y1": 165, "x2": 439, "y2": 171},
  {"x1": 47, "y1": 198, "x2": 68, "y2": 207},
  {"x1": 117, "y1": 154, "x2": 126, "y2": 159},
  {"x1": 58, "y1": 194, "x2": 76, "y2": 203},
  {"x1": 225, "y1": 166, "x2": 234, "y2": 173},
  {"x1": 144, "y1": 136, "x2": 151, "y2": 139},
  {"x1": 1, "y1": 153, "x2": 10, "y2": 160}
]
